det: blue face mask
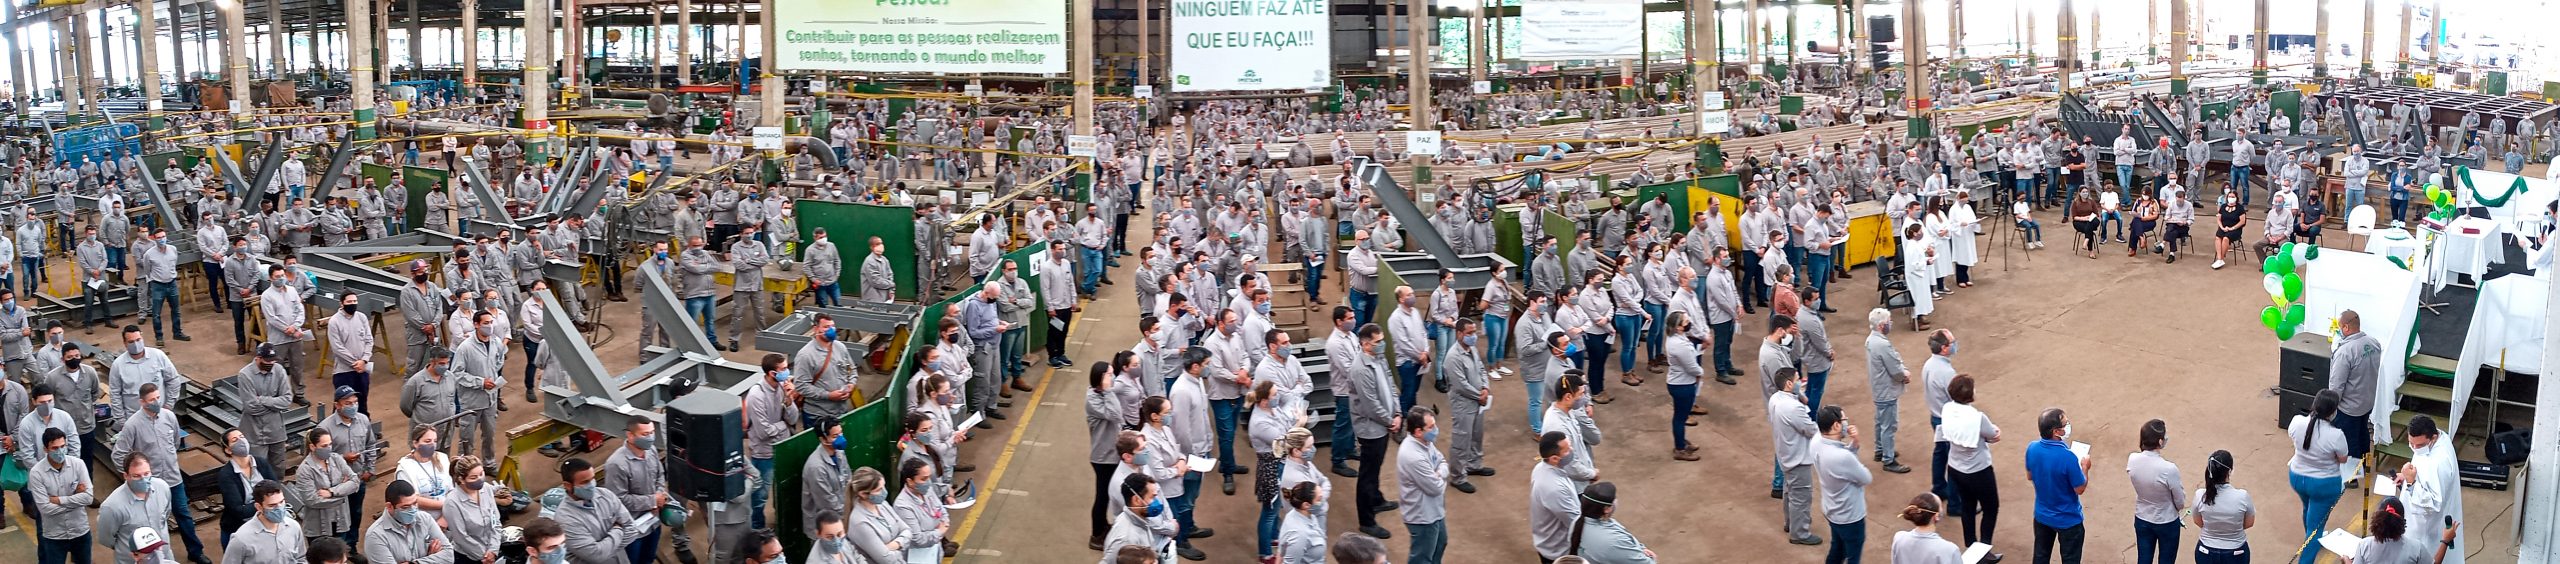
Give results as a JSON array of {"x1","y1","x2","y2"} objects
[
  {"x1": 393, "y1": 507, "x2": 423, "y2": 525},
  {"x1": 1132, "y1": 451, "x2": 1154, "y2": 467},
  {"x1": 539, "y1": 548, "x2": 569, "y2": 564},
  {"x1": 1423, "y1": 429, "x2": 1440, "y2": 443},
  {"x1": 1143, "y1": 499, "x2": 1167, "y2": 518},
  {"x1": 830, "y1": 435, "x2": 848, "y2": 452},
  {"x1": 262, "y1": 506, "x2": 289, "y2": 524},
  {"x1": 574, "y1": 485, "x2": 600, "y2": 502},
  {"x1": 822, "y1": 327, "x2": 839, "y2": 341}
]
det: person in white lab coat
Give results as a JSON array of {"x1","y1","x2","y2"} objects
[
  {"x1": 2397, "y1": 415, "x2": 2464, "y2": 564},
  {"x1": 1897, "y1": 222, "x2": 1936, "y2": 330},
  {"x1": 1945, "y1": 192, "x2": 1981, "y2": 288},
  {"x1": 1923, "y1": 204, "x2": 1955, "y2": 293}
]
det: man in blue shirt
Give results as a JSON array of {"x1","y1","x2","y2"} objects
[{"x1": 2024, "y1": 407, "x2": 2092, "y2": 564}]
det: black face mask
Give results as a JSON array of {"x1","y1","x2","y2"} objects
[{"x1": 342, "y1": 303, "x2": 358, "y2": 314}]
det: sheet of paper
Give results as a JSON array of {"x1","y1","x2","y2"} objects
[
  {"x1": 956, "y1": 411, "x2": 985, "y2": 432},
  {"x1": 2371, "y1": 474, "x2": 2401, "y2": 497},
  {"x1": 2070, "y1": 441, "x2": 2091, "y2": 461},
  {"x1": 2320, "y1": 529, "x2": 2368, "y2": 556},
  {"x1": 1962, "y1": 543, "x2": 1994, "y2": 564},
  {"x1": 1187, "y1": 455, "x2": 1217, "y2": 473}
]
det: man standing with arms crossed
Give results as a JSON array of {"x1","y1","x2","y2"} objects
[
  {"x1": 1866, "y1": 309, "x2": 1913, "y2": 474},
  {"x1": 2327, "y1": 310, "x2": 2381, "y2": 475}
]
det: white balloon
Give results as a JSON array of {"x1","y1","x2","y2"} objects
[{"x1": 2263, "y1": 273, "x2": 2286, "y2": 299}]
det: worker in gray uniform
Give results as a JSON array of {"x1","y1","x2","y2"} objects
[
  {"x1": 235, "y1": 344, "x2": 297, "y2": 470},
  {"x1": 399, "y1": 349, "x2": 460, "y2": 446},
  {"x1": 600, "y1": 417, "x2": 695, "y2": 564},
  {"x1": 361, "y1": 480, "x2": 453, "y2": 564},
  {"x1": 727, "y1": 222, "x2": 771, "y2": 353},
  {"x1": 259, "y1": 265, "x2": 311, "y2": 403},
  {"x1": 793, "y1": 314, "x2": 861, "y2": 429},
  {"x1": 453, "y1": 311, "x2": 507, "y2": 464},
  {"x1": 859, "y1": 236, "x2": 897, "y2": 304},
  {"x1": 799, "y1": 419, "x2": 854, "y2": 542}
]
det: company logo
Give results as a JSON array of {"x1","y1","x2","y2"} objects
[
  {"x1": 1177, "y1": 75, "x2": 1192, "y2": 86},
  {"x1": 1238, "y1": 70, "x2": 1262, "y2": 84}
]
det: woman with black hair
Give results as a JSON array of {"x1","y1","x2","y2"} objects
[
  {"x1": 1890, "y1": 492, "x2": 1963, "y2": 563},
  {"x1": 1938, "y1": 375, "x2": 2004, "y2": 563},
  {"x1": 1086, "y1": 362, "x2": 1127, "y2": 546},
  {"x1": 2348, "y1": 497, "x2": 2452, "y2": 564},
  {"x1": 1275, "y1": 482, "x2": 1328, "y2": 564},
  {"x1": 2190, "y1": 450, "x2": 2257, "y2": 564},
  {"x1": 2289, "y1": 390, "x2": 2353, "y2": 564},
  {"x1": 1249, "y1": 381, "x2": 1303, "y2": 561},
  {"x1": 1569, "y1": 482, "x2": 1655, "y2": 563},
  {"x1": 2127, "y1": 420, "x2": 2187, "y2": 564}
]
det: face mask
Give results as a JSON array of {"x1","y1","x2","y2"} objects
[
  {"x1": 539, "y1": 548, "x2": 570, "y2": 564},
  {"x1": 135, "y1": 475, "x2": 158, "y2": 492},
  {"x1": 866, "y1": 491, "x2": 888, "y2": 505},
  {"x1": 830, "y1": 435, "x2": 848, "y2": 451},
  {"x1": 262, "y1": 506, "x2": 289, "y2": 524},
  {"x1": 1132, "y1": 451, "x2": 1154, "y2": 467},
  {"x1": 343, "y1": 303, "x2": 358, "y2": 314},
  {"x1": 230, "y1": 441, "x2": 250, "y2": 458},
  {"x1": 466, "y1": 478, "x2": 487, "y2": 492},
  {"x1": 478, "y1": 325, "x2": 494, "y2": 338},
  {"x1": 1780, "y1": 334, "x2": 1796, "y2": 347},
  {"x1": 1460, "y1": 334, "x2": 1476, "y2": 347},
  {"x1": 1144, "y1": 499, "x2": 1167, "y2": 517},
  {"x1": 48, "y1": 448, "x2": 68, "y2": 464},
  {"x1": 1257, "y1": 302, "x2": 1272, "y2": 315},
  {"x1": 633, "y1": 435, "x2": 657, "y2": 450},
  {"x1": 821, "y1": 327, "x2": 838, "y2": 341},
  {"x1": 417, "y1": 442, "x2": 439, "y2": 455},
  {"x1": 656, "y1": 251, "x2": 669, "y2": 260},
  {"x1": 825, "y1": 537, "x2": 851, "y2": 554},
  {"x1": 2060, "y1": 424, "x2": 2073, "y2": 440},
  {"x1": 392, "y1": 507, "x2": 422, "y2": 525},
  {"x1": 1947, "y1": 342, "x2": 1959, "y2": 356},
  {"x1": 144, "y1": 402, "x2": 162, "y2": 416},
  {"x1": 1423, "y1": 429, "x2": 1440, "y2": 443},
  {"x1": 574, "y1": 484, "x2": 600, "y2": 501},
  {"x1": 127, "y1": 341, "x2": 144, "y2": 356}
]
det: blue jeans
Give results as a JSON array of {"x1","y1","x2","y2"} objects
[
  {"x1": 750, "y1": 457, "x2": 774, "y2": 530},
  {"x1": 1079, "y1": 247, "x2": 1104, "y2": 295},
  {"x1": 1827, "y1": 519, "x2": 1867, "y2": 564},
  {"x1": 1428, "y1": 323, "x2": 1450, "y2": 386},
  {"x1": 1348, "y1": 289, "x2": 1377, "y2": 328},
  {"x1": 2389, "y1": 197, "x2": 2409, "y2": 223},
  {"x1": 2289, "y1": 471, "x2": 2344, "y2": 564},
  {"x1": 1640, "y1": 303, "x2": 1668, "y2": 361},
  {"x1": 2332, "y1": 410, "x2": 2373, "y2": 460},
  {"x1": 2018, "y1": 219, "x2": 2045, "y2": 243},
  {"x1": 1710, "y1": 320, "x2": 1737, "y2": 373},
  {"x1": 2102, "y1": 211, "x2": 2126, "y2": 239},
  {"x1": 1805, "y1": 370, "x2": 1830, "y2": 411},
  {"x1": 1211, "y1": 399, "x2": 1242, "y2": 474},
  {"x1": 37, "y1": 533, "x2": 92, "y2": 564},
  {"x1": 1806, "y1": 253, "x2": 1833, "y2": 309},
  {"x1": 626, "y1": 526, "x2": 663, "y2": 564},
  {"x1": 19, "y1": 257, "x2": 40, "y2": 294},
  {"x1": 106, "y1": 246, "x2": 125, "y2": 273},
  {"x1": 1525, "y1": 379, "x2": 1548, "y2": 433},
  {"x1": 1397, "y1": 360, "x2": 1423, "y2": 415},
  {"x1": 1175, "y1": 473, "x2": 1202, "y2": 545},
  {"x1": 146, "y1": 280, "x2": 182, "y2": 337},
  {"x1": 685, "y1": 296, "x2": 717, "y2": 338},
  {"x1": 2118, "y1": 164, "x2": 2137, "y2": 193},
  {"x1": 2017, "y1": 177, "x2": 2039, "y2": 204},
  {"x1": 1611, "y1": 314, "x2": 1642, "y2": 372},
  {"x1": 2194, "y1": 543, "x2": 2249, "y2": 564},
  {"x1": 1785, "y1": 246, "x2": 1809, "y2": 281},
  {"x1": 2231, "y1": 166, "x2": 2254, "y2": 207},
  {"x1": 2344, "y1": 186, "x2": 2367, "y2": 214},
  {"x1": 1000, "y1": 327, "x2": 1028, "y2": 380},
  {"x1": 1483, "y1": 314, "x2": 1510, "y2": 363},
  {"x1": 1669, "y1": 383, "x2": 1699, "y2": 450},
  {"x1": 1582, "y1": 334, "x2": 1612, "y2": 395},
  {"x1": 1303, "y1": 258, "x2": 1325, "y2": 297},
  {"x1": 1406, "y1": 520, "x2": 1449, "y2": 564},
  {"x1": 2135, "y1": 518, "x2": 2183, "y2": 564},
  {"x1": 1331, "y1": 396, "x2": 1358, "y2": 464}
]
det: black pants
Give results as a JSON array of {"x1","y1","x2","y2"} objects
[
  {"x1": 1111, "y1": 213, "x2": 1132, "y2": 254},
  {"x1": 1049, "y1": 309, "x2": 1075, "y2": 360},
  {"x1": 713, "y1": 223, "x2": 741, "y2": 252},
  {"x1": 1740, "y1": 250, "x2": 1767, "y2": 306},
  {"x1": 1091, "y1": 462, "x2": 1116, "y2": 538},
  {"x1": 1951, "y1": 466, "x2": 2002, "y2": 548},
  {"x1": 1355, "y1": 435, "x2": 1389, "y2": 527},
  {"x1": 202, "y1": 262, "x2": 229, "y2": 313},
  {"x1": 230, "y1": 300, "x2": 251, "y2": 348},
  {"x1": 598, "y1": 253, "x2": 623, "y2": 297},
  {"x1": 2033, "y1": 522, "x2": 2086, "y2": 564}
]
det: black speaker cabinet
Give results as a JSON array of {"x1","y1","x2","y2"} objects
[
  {"x1": 1869, "y1": 16, "x2": 1897, "y2": 43},
  {"x1": 2277, "y1": 332, "x2": 2334, "y2": 396},
  {"x1": 665, "y1": 389, "x2": 748, "y2": 503},
  {"x1": 2276, "y1": 388, "x2": 2316, "y2": 431}
]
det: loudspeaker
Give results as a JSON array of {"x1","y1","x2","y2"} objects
[
  {"x1": 2275, "y1": 388, "x2": 2316, "y2": 430},
  {"x1": 1869, "y1": 16, "x2": 1896, "y2": 43},
  {"x1": 2277, "y1": 333, "x2": 2334, "y2": 395},
  {"x1": 664, "y1": 389, "x2": 748, "y2": 503}
]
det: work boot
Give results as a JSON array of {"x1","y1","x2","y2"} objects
[
  {"x1": 1012, "y1": 379, "x2": 1036, "y2": 392},
  {"x1": 1331, "y1": 463, "x2": 1359, "y2": 478},
  {"x1": 174, "y1": 333, "x2": 192, "y2": 341},
  {"x1": 1358, "y1": 526, "x2": 1393, "y2": 540},
  {"x1": 1176, "y1": 545, "x2": 1207, "y2": 561},
  {"x1": 1882, "y1": 462, "x2": 1912, "y2": 474}
]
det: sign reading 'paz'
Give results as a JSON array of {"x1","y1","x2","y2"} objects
[
  {"x1": 772, "y1": 0, "x2": 1068, "y2": 74},
  {"x1": 1170, "y1": 0, "x2": 1332, "y2": 91}
]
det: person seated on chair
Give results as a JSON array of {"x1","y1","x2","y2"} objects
[
  {"x1": 2011, "y1": 198, "x2": 2044, "y2": 250},
  {"x1": 2262, "y1": 189, "x2": 2298, "y2": 258},
  {"x1": 2295, "y1": 188, "x2": 2327, "y2": 246},
  {"x1": 2128, "y1": 193, "x2": 2161, "y2": 258},
  {"x1": 2213, "y1": 188, "x2": 2247, "y2": 270}
]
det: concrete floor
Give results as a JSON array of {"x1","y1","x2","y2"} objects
[{"x1": 952, "y1": 206, "x2": 2529, "y2": 564}]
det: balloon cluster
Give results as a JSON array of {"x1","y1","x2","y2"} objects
[
  {"x1": 2259, "y1": 242, "x2": 2319, "y2": 340},
  {"x1": 2423, "y1": 183, "x2": 2458, "y2": 222}
]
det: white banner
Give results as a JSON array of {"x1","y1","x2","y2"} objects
[
  {"x1": 1406, "y1": 130, "x2": 1441, "y2": 155},
  {"x1": 1169, "y1": 0, "x2": 1332, "y2": 91},
  {"x1": 1518, "y1": 0, "x2": 1643, "y2": 60},
  {"x1": 1699, "y1": 110, "x2": 1731, "y2": 134},
  {"x1": 772, "y1": 0, "x2": 1067, "y2": 74},
  {"x1": 1067, "y1": 135, "x2": 1098, "y2": 157}
]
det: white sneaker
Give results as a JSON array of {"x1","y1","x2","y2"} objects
[{"x1": 2211, "y1": 259, "x2": 2227, "y2": 269}]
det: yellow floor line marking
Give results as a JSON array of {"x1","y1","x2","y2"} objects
[{"x1": 953, "y1": 294, "x2": 1097, "y2": 546}]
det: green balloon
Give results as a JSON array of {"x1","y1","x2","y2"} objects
[
  {"x1": 2280, "y1": 242, "x2": 2298, "y2": 261},
  {"x1": 2305, "y1": 246, "x2": 2322, "y2": 261},
  {"x1": 2285, "y1": 303, "x2": 2308, "y2": 327},
  {"x1": 2282, "y1": 273, "x2": 2305, "y2": 302},
  {"x1": 2275, "y1": 323, "x2": 2299, "y2": 340},
  {"x1": 2260, "y1": 306, "x2": 2283, "y2": 329},
  {"x1": 2263, "y1": 254, "x2": 2287, "y2": 275}
]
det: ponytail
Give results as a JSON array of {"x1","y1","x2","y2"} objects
[
  {"x1": 2202, "y1": 450, "x2": 2235, "y2": 506},
  {"x1": 2304, "y1": 390, "x2": 2340, "y2": 451},
  {"x1": 1570, "y1": 482, "x2": 1618, "y2": 555}
]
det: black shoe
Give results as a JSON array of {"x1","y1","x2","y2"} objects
[
  {"x1": 1788, "y1": 535, "x2": 1824, "y2": 546},
  {"x1": 191, "y1": 555, "x2": 215, "y2": 564},
  {"x1": 1359, "y1": 525, "x2": 1394, "y2": 540},
  {"x1": 1088, "y1": 536, "x2": 1105, "y2": 551},
  {"x1": 1883, "y1": 462, "x2": 1912, "y2": 474},
  {"x1": 1176, "y1": 546, "x2": 1206, "y2": 561},
  {"x1": 985, "y1": 410, "x2": 1008, "y2": 420},
  {"x1": 1452, "y1": 480, "x2": 1477, "y2": 494},
  {"x1": 1188, "y1": 527, "x2": 1215, "y2": 540},
  {"x1": 1224, "y1": 465, "x2": 1251, "y2": 475},
  {"x1": 1982, "y1": 553, "x2": 2005, "y2": 564},
  {"x1": 173, "y1": 334, "x2": 192, "y2": 341},
  {"x1": 1332, "y1": 463, "x2": 1360, "y2": 478},
  {"x1": 1467, "y1": 467, "x2": 1497, "y2": 477},
  {"x1": 1222, "y1": 476, "x2": 1237, "y2": 495},
  {"x1": 974, "y1": 420, "x2": 995, "y2": 430},
  {"x1": 1376, "y1": 501, "x2": 1398, "y2": 513},
  {"x1": 1770, "y1": 488, "x2": 1783, "y2": 499},
  {"x1": 1817, "y1": 307, "x2": 1839, "y2": 314}
]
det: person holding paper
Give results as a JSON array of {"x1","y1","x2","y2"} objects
[
  {"x1": 2289, "y1": 391, "x2": 2354, "y2": 564},
  {"x1": 2346, "y1": 497, "x2": 2450, "y2": 564},
  {"x1": 1813, "y1": 406, "x2": 1872, "y2": 564},
  {"x1": 2189, "y1": 450, "x2": 2256, "y2": 564},
  {"x1": 1768, "y1": 367, "x2": 1823, "y2": 547},
  {"x1": 2024, "y1": 408, "x2": 2093, "y2": 564},
  {"x1": 2399, "y1": 416, "x2": 2463, "y2": 564},
  {"x1": 2127, "y1": 420, "x2": 2187, "y2": 564},
  {"x1": 891, "y1": 459, "x2": 952, "y2": 563},
  {"x1": 1396, "y1": 407, "x2": 1451, "y2": 564},
  {"x1": 1939, "y1": 375, "x2": 2003, "y2": 563},
  {"x1": 1890, "y1": 493, "x2": 1964, "y2": 564}
]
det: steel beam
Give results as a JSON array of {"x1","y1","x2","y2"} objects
[{"x1": 308, "y1": 135, "x2": 358, "y2": 202}]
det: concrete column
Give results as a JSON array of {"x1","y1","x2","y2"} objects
[
  {"x1": 1948, "y1": 0, "x2": 1963, "y2": 60},
  {"x1": 2148, "y1": 0, "x2": 2157, "y2": 59},
  {"x1": 2359, "y1": 0, "x2": 2373, "y2": 75},
  {"x1": 1784, "y1": 3, "x2": 1796, "y2": 67},
  {"x1": 349, "y1": 0, "x2": 376, "y2": 138},
  {"x1": 1848, "y1": 0, "x2": 1864, "y2": 80},
  {"x1": 1469, "y1": 1, "x2": 1485, "y2": 82},
  {"x1": 266, "y1": 0, "x2": 283, "y2": 77},
  {"x1": 2025, "y1": 5, "x2": 2036, "y2": 68},
  {"x1": 760, "y1": 0, "x2": 780, "y2": 129},
  {"x1": 1834, "y1": 2, "x2": 1848, "y2": 80},
  {"x1": 138, "y1": 0, "x2": 163, "y2": 112},
  {"x1": 1902, "y1": 0, "x2": 1926, "y2": 137},
  {"x1": 307, "y1": 5, "x2": 321, "y2": 77},
  {"x1": 72, "y1": 8, "x2": 96, "y2": 112},
  {"x1": 223, "y1": 0, "x2": 246, "y2": 129},
  {"x1": 2089, "y1": 0, "x2": 2100, "y2": 67},
  {"x1": 1407, "y1": 0, "x2": 1430, "y2": 183},
  {"x1": 2251, "y1": 0, "x2": 2267, "y2": 86},
  {"x1": 1071, "y1": 0, "x2": 1092, "y2": 135},
  {"x1": 463, "y1": 0, "x2": 478, "y2": 90},
  {"x1": 1687, "y1": 0, "x2": 1715, "y2": 113},
  {"x1": 522, "y1": 0, "x2": 550, "y2": 158},
  {"x1": 373, "y1": 0, "x2": 388, "y2": 84},
  {"x1": 173, "y1": 1, "x2": 190, "y2": 88},
  {"x1": 2171, "y1": 0, "x2": 2188, "y2": 93},
  {"x1": 677, "y1": 0, "x2": 691, "y2": 84},
  {"x1": 1743, "y1": 0, "x2": 1760, "y2": 73},
  {"x1": 2313, "y1": 0, "x2": 2328, "y2": 77},
  {"x1": 649, "y1": 6, "x2": 661, "y2": 86},
  {"x1": 562, "y1": 0, "x2": 579, "y2": 94},
  {"x1": 3, "y1": 2, "x2": 22, "y2": 110},
  {"x1": 1137, "y1": 0, "x2": 1149, "y2": 89},
  {"x1": 2395, "y1": 0, "x2": 2409, "y2": 73},
  {"x1": 406, "y1": 0, "x2": 420, "y2": 75},
  {"x1": 2057, "y1": 0, "x2": 2074, "y2": 93}
]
